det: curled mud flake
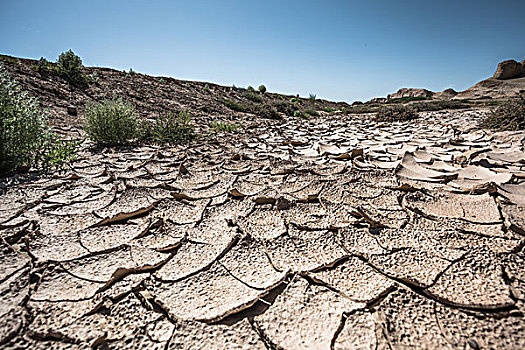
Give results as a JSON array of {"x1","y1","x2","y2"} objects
[
  {"x1": 219, "y1": 236, "x2": 287, "y2": 289},
  {"x1": 254, "y1": 276, "x2": 365, "y2": 350},
  {"x1": 308, "y1": 256, "x2": 394, "y2": 302},
  {"x1": 0, "y1": 267, "x2": 30, "y2": 345},
  {"x1": 264, "y1": 227, "x2": 347, "y2": 273},
  {"x1": 239, "y1": 207, "x2": 286, "y2": 240},
  {"x1": 404, "y1": 191, "x2": 501, "y2": 224},
  {"x1": 425, "y1": 247, "x2": 514, "y2": 309},
  {"x1": 167, "y1": 318, "x2": 266, "y2": 350},
  {"x1": 148, "y1": 262, "x2": 285, "y2": 322},
  {"x1": 95, "y1": 188, "x2": 159, "y2": 225},
  {"x1": 333, "y1": 311, "x2": 377, "y2": 350}
]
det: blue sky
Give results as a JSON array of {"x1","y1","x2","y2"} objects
[{"x1": 1, "y1": 0, "x2": 524, "y2": 102}]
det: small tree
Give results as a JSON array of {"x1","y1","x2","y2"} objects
[
  {"x1": 258, "y1": 85, "x2": 267, "y2": 93},
  {"x1": 57, "y1": 49, "x2": 88, "y2": 85}
]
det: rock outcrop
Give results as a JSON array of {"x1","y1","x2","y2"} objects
[
  {"x1": 387, "y1": 88, "x2": 434, "y2": 100},
  {"x1": 493, "y1": 59, "x2": 525, "y2": 80},
  {"x1": 434, "y1": 88, "x2": 458, "y2": 100}
]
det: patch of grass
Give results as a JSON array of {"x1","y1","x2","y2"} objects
[
  {"x1": 258, "y1": 85, "x2": 267, "y2": 93},
  {"x1": 84, "y1": 98, "x2": 142, "y2": 146},
  {"x1": 242, "y1": 91, "x2": 263, "y2": 103},
  {"x1": 478, "y1": 98, "x2": 525, "y2": 131},
  {"x1": 144, "y1": 110, "x2": 195, "y2": 144},
  {"x1": 209, "y1": 121, "x2": 241, "y2": 132},
  {"x1": 57, "y1": 49, "x2": 88, "y2": 86},
  {"x1": 375, "y1": 105, "x2": 418, "y2": 122},
  {"x1": 0, "y1": 64, "x2": 79, "y2": 174},
  {"x1": 222, "y1": 99, "x2": 248, "y2": 112},
  {"x1": 324, "y1": 107, "x2": 336, "y2": 113},
  {"x1": 304, "y1": 109, "x2": 319, "y2": 117},
  {"x1": 294, "y1": 110, "x2": 304, "y2": 118}
]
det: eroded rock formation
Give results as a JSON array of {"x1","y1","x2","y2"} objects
[{"x1": 494, "y1": 59, "x2": 525, "y2": 80}]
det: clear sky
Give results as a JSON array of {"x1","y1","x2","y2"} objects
[{"x1": 1, "y1": 0, "x2": 524, "y2": 102}]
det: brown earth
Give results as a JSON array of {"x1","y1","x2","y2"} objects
[{"x1": 1, "y1": 55, "x2": 525, "y2": 349}]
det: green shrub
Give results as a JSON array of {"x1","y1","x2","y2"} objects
[
  {"x1": 478, "y1": 98, "x2": 525, "y2": 131},
  {"x1": 290, "y1": 97, "x2": 299, "y2": 103},
  {"x1": 209, "y1": 121, "x2": 241, "y2": 132},
  {"x1": 0, "y1": 64, "x2": 79, "y2": 174},
  {"x1": 145, "y1": 110, "x2": 195, "y2": 144},
  {"x1": 375, "y1": 105, "x2": 418, "y2": 122},
  {"x1": 273, "y1": 100, "x2": 296, "y2": 116},
  {"x1": 304, "y1": 109, "x2": 319, "y2": 117},
  {"x1": 255, "y1": 103, "x2": 280, "y2": 119},
  {"x1": 247, "y1": 86, "x2": 255, "y2": 92},
  {"x1": 324, "y1": 107, "x2": 336, "y2": 113},
  {"x1": 40, "y1": 136, "x2": 82, "y2": 169},
  {"x1": 258, "y1": 85, "x2": 267, "y2": 93},
  {"x1": 309, "y1": 93, "x2": 316, "y2": 100},
  {"x1": 242, "y1": 91, "x2": 263, "y2": 103},
  {"x1": 57, "y1": 49, "x2": 88, "y2": 85},
  {"x1": 203, "y1": 84, "x2": 210, "y2": 92},
  {"x1": 222, "y1": 99, "x2": 248, "y2": 112},
  {"x1": 84, "y1": 98, "x2": 142, "y2": 146}
]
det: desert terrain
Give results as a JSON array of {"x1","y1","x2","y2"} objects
[{"x1": 1, "y1": 55, "x2": 525, "y2": 349}]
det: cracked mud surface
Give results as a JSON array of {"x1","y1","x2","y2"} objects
[{"x1": 2, "y1": 109, "x2": 525, "y2": 349}]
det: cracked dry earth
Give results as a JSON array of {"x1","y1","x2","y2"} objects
[{"x1": 2, "y1": 109, "x2": 525, "y2": 349}]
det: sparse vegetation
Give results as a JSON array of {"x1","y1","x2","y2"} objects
[
  {"x1": 413, "y1": 100, "x2": 470, "y2": 112},
  {"x1": 84, "y1": 98, "x2": 142, "y2": 146},
  {"x1": 0, "y1": 64, "x2": 79, "y2": 174},
  {"x1": 479, "y1": 98, "x2": 525, "y2": 131},
  {"x1": 222, "y1": 99, "x2": 248, "y2": 112},
  {"x1": 304, "y1": 109, "x2": 319, "y2": 117},
  {"x1": 33, "y1": 57, "x2": 55, "y2": 73},
  {"x1": 324, "y1": 107, "x2": 336, "y2": 113},
  {"x1": 57, "y1": 49, "x2": 88, "y2": 85},
  {"x1": 255, "y1": 103, "x2": 280, "y2": 119},
  {"x1": 258, "y1": 85, "x2": 267, "y2": 93},
  {"x1": 209, "y1": 121, "x2": 241, "y2": 132},
  {"x1": 242, "y1": 91, "x2": 263, "y2": 103},
  {"x1": 145, "y1": 110, "x2": 195, "y2": 144},
  {"x1": 375, "y1": 105, "x2": 418, "y2": 122},
  {"x1": 273, "y1": 100, "x2": 296, "y2": 117},
  {"x1": 203, "y1": 84, "x2": 210, "y2": 92}
]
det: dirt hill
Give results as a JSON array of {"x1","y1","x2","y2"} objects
[{"x1": 0, "y1": 54, "x2": 347, "y2": 135}]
